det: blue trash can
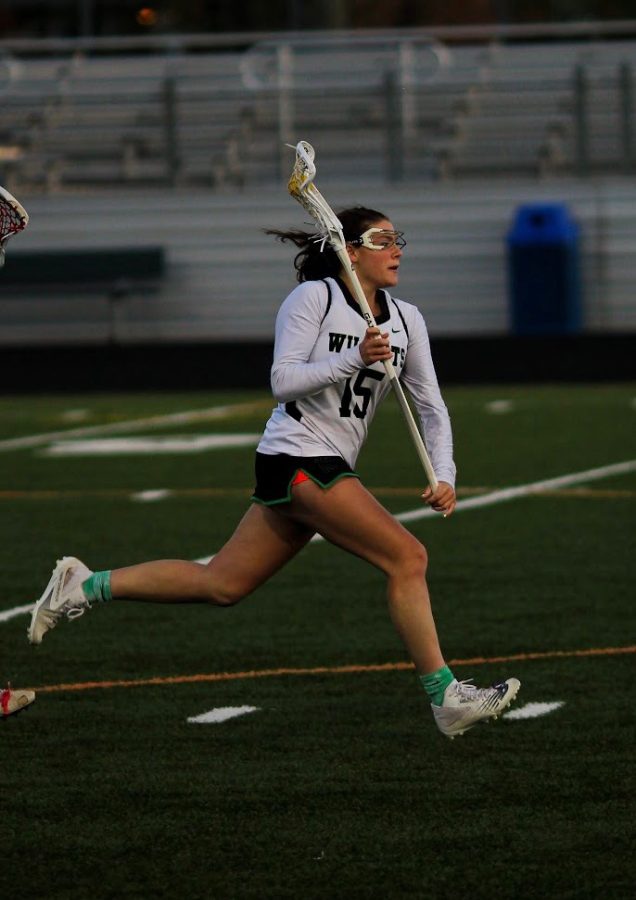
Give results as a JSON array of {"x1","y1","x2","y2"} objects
[{"x1": 506, "y1": 203, "x2": 582, "y2": 335}]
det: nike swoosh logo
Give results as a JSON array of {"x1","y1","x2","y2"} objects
[{"x1": 391, "y1": 328, "x2": 401, "y2": 333}]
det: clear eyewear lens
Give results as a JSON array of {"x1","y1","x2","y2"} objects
[{"x1": 357, "y1": 228, "x2": 406, "y2": 250}]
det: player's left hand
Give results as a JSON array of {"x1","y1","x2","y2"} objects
[{"x1": 421, "y1": 481, "x2": 456, "y2": 517}]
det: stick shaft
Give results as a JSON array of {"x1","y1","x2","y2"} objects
[
  {"x1": 335, "y1": 248, "x2": 439, "y2": 491},
  {"x1": 289, "y1": 149, "x2": 438, "y2": 492}
]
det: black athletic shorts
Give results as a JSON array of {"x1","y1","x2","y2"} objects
[{"x1": 251, "y1": 452, "x2": 359, "y2": 506}]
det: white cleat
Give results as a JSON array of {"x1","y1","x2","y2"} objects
[
  {"x1": 27, "y1": 556, "x2": 93, "y2": 645},
  {"x1": 433, "y1": 677, "x2": 520, "y2": 739},
  {"x1": 1, "y1": 685, "x2": 35, "y2": 718}
]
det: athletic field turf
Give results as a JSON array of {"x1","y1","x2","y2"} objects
[{"x1": 1, "y1": 384, "x2": 634, "y2": 899}]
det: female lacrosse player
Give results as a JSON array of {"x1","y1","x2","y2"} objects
[{"x1": 27, "y1": 206, "x2": 519, "y2": 738}]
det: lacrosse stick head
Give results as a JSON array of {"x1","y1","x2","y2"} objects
[
  {"x1": 0, "y1": 185, "x2": 29, "y2": 268},
  {"x1": 287, "y1": 140, "x2": 346, "y2": 252},
  {"x1": 287, "y1": 140, "x2": 316, "y2": 197}
]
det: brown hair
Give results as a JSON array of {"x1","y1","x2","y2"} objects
[{"x1": 266, "y1": 206, "x2": 388, "y2": 282}]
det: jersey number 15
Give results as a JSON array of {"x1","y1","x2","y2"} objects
[{"x1": 339, "y1": 369, "x2": 385, "y2": 419}]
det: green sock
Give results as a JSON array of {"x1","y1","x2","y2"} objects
[
  {"x1": 81, "y1": 571, "x2": 113, "y2": 603},
  {"x1": 419, "y1": 665, "x2": 455, "y2": 706}
]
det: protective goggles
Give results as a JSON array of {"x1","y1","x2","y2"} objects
[{"x1": 349, "y1": 227, "x2": 407, "y2": 251}]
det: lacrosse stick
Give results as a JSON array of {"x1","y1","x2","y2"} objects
[
  {"x1": 0, "y1": 185, "x2": 29, "y2": 269},
  {"x1": 287, "y1": 140, "x2": 438, "y2": 492}
]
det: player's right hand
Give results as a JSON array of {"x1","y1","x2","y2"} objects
[{"x1": 359, "y1": 327, "x2": 392, "y2": 366}]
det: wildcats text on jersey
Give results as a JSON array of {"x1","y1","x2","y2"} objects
[
  {"x1": 328, "y1": 332, "x2": 359, "y2": 351},
  {"x1": 329, "y1": 331, "x2": 405, "y2": 369}
]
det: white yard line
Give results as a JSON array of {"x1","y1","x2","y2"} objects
[
  {"x1": 308, "y1": 458, "x2": 636, "y2": 541},
  {"x1": 132, "y1": 489, "x2": 173, "y2": 503},
  {"x1": 187, "y1": 706, "x2": 259, "y2": 724},
  {"x1": 1, "y1": 458, "x2": 634, "y2": 623},
  {"x1": 41, "y1": 434, "x2": 260, "y2": 456},
  {"x1": 395, "y1": 458, "x2": 636, "y2": 525},
  {"x1": 504, "y1": 701, "x2": 565, "y2": 721},
  {"x1": 0, "y1": 401, "x2": 268, "y2": 453},
  {"x1": 0, "y1": 603, "x2": 33, "y2": 623}
]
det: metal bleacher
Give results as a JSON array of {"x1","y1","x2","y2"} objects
[
  {"x1": 437, "y1": 39, "x2": 636, "y2": 177},
  {"x1": 1, "y1": 50, "x2": 252, "y2": 190},
  {"x1": 1, "y1": 30, "x2": 634, "y2": 192}
]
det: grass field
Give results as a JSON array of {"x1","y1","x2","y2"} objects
[{"x1": 1, "y1": 384, "x2": 634, "y2": 899}]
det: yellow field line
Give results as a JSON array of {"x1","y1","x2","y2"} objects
[
  {"x1": 30, "y1": 644, "x2": 635, "y2": 695},
  {"x1": 0, "y1": 488, "x2": 254, "y2": 500},
  {"x1": 1, "y1": 486, "x2": 634, "y2": 501}
]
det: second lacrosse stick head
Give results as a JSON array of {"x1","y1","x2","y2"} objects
[{"x1": 0, "y1": 185, "x2": 29, "y2": 269}]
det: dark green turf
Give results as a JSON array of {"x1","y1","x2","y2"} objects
[{"x1": 1, "y1": 385, "x2": 635, "y2": 899}]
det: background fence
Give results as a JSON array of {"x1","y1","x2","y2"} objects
[{"x1": 1, "y1": 31, "x2": 635, "y2": 192}]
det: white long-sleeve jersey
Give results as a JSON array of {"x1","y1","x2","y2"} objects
[{"x1": 257, "y1": 276, "x2": 456, "y2": 486}]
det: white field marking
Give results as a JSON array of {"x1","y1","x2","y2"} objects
[
  {"x1": 1, "y1": 459, "x2": 634, "y2": 623},
  {"x1": 0, "y1": 400, "x2": 268, "y2": 453},
  {"x1": 395, "y1": 458, "x2": 636, "y2": 525},
  {"x1": 0, "y1": 602, "x2": 33, "y2": 623},
  {"x1": 40, "y1": 434, "x2": 261, "y2": 457},
  {"x1": 131, "y1": 489, "x2": 173, "y2": 503},
  {"x1": 484, "y1": 399, "x2": 514, "y2": 414},
  {"x1": 503, "y1": 701, "x2": 564, "y2": 721},
  {"x1": 187, "y1": 706, "x2": 259, "y2": 724}
]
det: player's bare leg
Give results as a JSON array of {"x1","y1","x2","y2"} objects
[
  {"x1": 282, "y1": 477, "x2": 519, "y2": 736},
  {"x1": 281, "y1": 476, "x2": 444, "y2": 673},
  {"x1": 28, "y1": 505, "x2": 314, "y2": 644},
  {"x1": 112, "y1": 505, "x2": 315, "y2": 604},
  {"x1": 111, "y1": 504, "x2": 315, "y2": 604}
]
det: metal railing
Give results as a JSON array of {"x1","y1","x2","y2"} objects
[{"x1": 1, "y1": 26, "x2": 635, "y2": 191}]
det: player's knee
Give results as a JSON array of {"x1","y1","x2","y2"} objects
[
  {"x1": 208, "y1": 591, "x2": 243, "y2": 608},
  {"x1": 207, "y1": 586, "x2": 244, "y2": 608},
  {"x1": 198, "y1": 563, "x2": 248, "y2": 607},
  {"x1": 395, "y1": 539, "x2": 428, "y2": 580}
]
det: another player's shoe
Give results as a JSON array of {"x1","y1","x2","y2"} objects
[
  {"x1": 433, "y1": 677, "x2": 520, "y2": 738},
  {"x1": 27, "y1": 556, "x2": 93, "y2": 645},
  {"x1": 1, "y1": 685, "x2": 35, "y2": 718}
]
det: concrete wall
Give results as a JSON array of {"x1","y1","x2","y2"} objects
[{"x1": 1, "y1": 176, "x2": 635, "y2": 346}]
